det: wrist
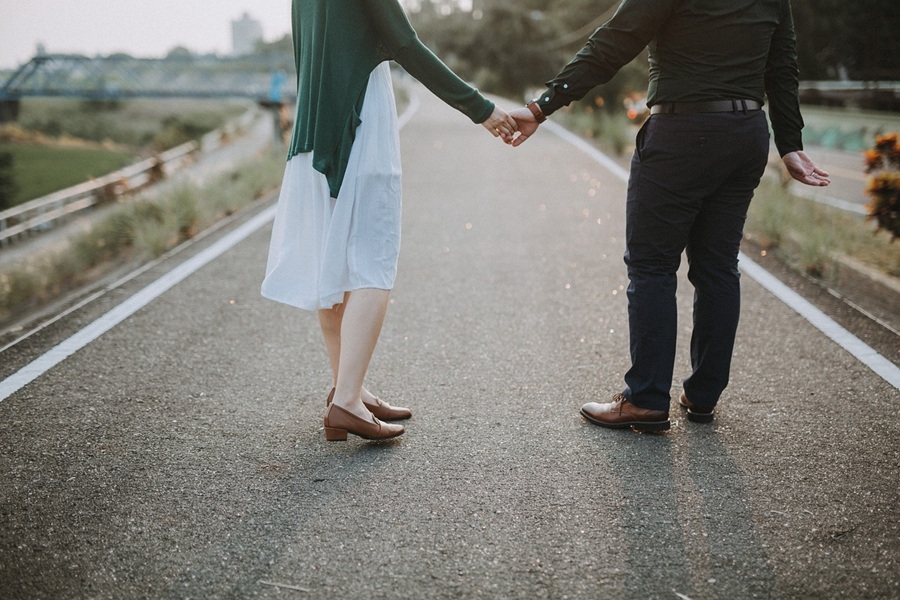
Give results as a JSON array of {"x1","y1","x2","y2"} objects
[{"x1": 526, "y1": 100, "x2": 546, "y2": 124}]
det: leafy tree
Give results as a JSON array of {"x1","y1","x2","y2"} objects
[
  {"x1": 255, "y1": 34, "x2": 293, "y2": 57},
  {"x1": 462, "y1": 6, "x2": 565, "y2": 99},
  {"x1": 411, "y1": 0, "x2": 898, "y2": 111},
  {"x1": 165, "y1": 46, "x2": 194, "y2": 61},
  {"x1": 776, "y1": 0, "x2": 899, "y2": 80}
]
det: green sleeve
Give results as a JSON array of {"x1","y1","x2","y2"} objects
[
  {"x1": 362, "y1": 0, "x2": 494, "y2": 124},
  {"x1": 291, "y1": 0, "x2": 301, "y2": 81}
]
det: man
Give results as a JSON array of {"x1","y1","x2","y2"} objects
[{"x1": 510, "y1": 0, "x2": 830, "y2": 432}]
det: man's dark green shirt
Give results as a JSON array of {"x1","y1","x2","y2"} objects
[{"x1": 537, "y1": 0, "x2": 804, "y2": 156}]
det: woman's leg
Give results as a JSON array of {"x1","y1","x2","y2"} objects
[
  {"x1": 318, "y1": 291, "x2": 384, "y2": 405},
  {"x1": 330, "y1": 288, "x2": 391, "y2": 421},
  {"x1": 318, "y1": 292, "x2": 349, "y2": 386}
]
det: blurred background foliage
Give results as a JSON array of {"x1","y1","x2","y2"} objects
[{"x1": 407, "y1": 0, "x2": 900, "y2": 109}]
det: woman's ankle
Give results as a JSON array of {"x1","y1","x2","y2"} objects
[{"x1": 331, "y1": 395, "x2": 371, "y2": 420}]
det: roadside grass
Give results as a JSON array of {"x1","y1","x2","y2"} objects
[
  {"x1": 555, "y1": 107, "x2": 634, "y2": 156},
  {"x1": 745, "y1": 179, "x2": 899, "y2": 279},
  {"x1": 0, "y1": 98, "x2": 250, "y2": 209},
  {"x1": 0, "y1": 142, "x2": 134, "y2": 206},
  {"x1": 0, "y1": 148, "x2": 285, "y2": 324},
  {"x1": 17, "y1": 98, "x2": 248, "y2": 149}
]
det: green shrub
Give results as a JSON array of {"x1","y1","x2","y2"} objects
[
  {"x1": 746, "y1": 179, "x2": 900, "y2": 279},
  {"x1": 864, "y1": 133, "x2": 900, "y2": 241},
  {"x1": 0, "y1": 151, "x2": 18, "y2": 210},
  {"x1": 556, "y1": 107, "x2": 634, "y2": 156}
]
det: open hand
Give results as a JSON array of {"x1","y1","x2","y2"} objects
[
  {"x1": 481, "y1": 107, "x2": 518, "y2": 144},
  {"x1": 782, "y1": 151, "x2": 830, "y2": 186},
  {"x1": 508, "y1": 107, "x2": 540, "y2": 147}
]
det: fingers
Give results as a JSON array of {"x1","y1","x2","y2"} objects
[
  {"x1": 503, "y1": 113, "x2": 519, "y2": 133},
  {"x1": 782, "y1": 151, "x2": 830, "y2": 187},
  {"x1": 483, "y1": 121, "x2": 511, "y2": 143},
  {"x1": 493, "y1": 112, "x2": 518, "y2": 140},
  {"x1": 480, "y1": 108, "x2": 519, "y2": 144},
  {"x1": 479, "y1": 107, "x2": 540, "y2": 146},
  {"x1": 793, "y1": 169, "x2": 830, "y2": 187},
  {"x1": 809, "y1": 167, "x2": 830, "y2": 185},
  {"x1": 798, "y1": 163, "x2": 830, "y2": 186},
  {"x1": 810, "y1": 172, "x2": 831, "y2": 186}
]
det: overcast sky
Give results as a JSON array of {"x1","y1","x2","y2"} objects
[{"x1": 0, "y1": 0, "x2": 295, "y2": 69}]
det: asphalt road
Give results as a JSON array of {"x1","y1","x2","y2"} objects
[{"x1": 0, "y1": 86, "x2": 897, "y2": 599}]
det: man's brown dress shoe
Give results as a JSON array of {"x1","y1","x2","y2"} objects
[
  {"x1": 326, "y1": 388, "x2": 412, "y2": 421},
  {"x1": 323, "y1": 403, "x2": 405, "y2": 441},
  {"x1": 580, "y1": 393, "x2": 670, "y2": 432},
  {"x1": 679, "y1": 391, "x2": 715, "y2": 423}
]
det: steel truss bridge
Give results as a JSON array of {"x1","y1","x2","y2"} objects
[{"x1": 0, "y1": 53, "x2": 297, "y2": 118}]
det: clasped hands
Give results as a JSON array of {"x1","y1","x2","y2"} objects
[{"x1": 480, "y1": 106, "x2": 539, "y2": 147}]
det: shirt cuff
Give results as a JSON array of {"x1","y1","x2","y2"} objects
[
  {"x1": 535, "y1": 86, "x2": 574, "y2": 118},
  {"x1": 774, "y1": 132, "x2": 803, "y2": 157}
]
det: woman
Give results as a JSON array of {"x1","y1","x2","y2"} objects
[{"x1": 261, "y1": 0, "x2": 516, "y2": 441}]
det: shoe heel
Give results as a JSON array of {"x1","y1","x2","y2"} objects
[
  {"x1": 633, "y1": 420, "x2": 671, "y2": 433},
  {"x1": 324, "y1": 427, "x2": 348, "y2": 441},
  {"x1": 686, "y1": 411, "x2": 714, "y2": 424}
]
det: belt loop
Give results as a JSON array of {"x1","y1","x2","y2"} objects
[
  {"x1": 731, "y1": 99, "x2": 737, "y2": 114},
  {"x1": 668, "y1": 103, "x2": 675, "y2": 114},
  {"x1": 740, "y1": 99, "x2": 747, "y2": 113}
]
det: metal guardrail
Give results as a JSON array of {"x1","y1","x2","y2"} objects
[
  {"x1": 799, "y1": 81, "x2": 900, "y2": 92},
  {"x1": 0, "y1": 143, "x2": 197, "y2": 247},
  {"x1": 0, "y1": 107, "x2": 260, "y2": 248}
]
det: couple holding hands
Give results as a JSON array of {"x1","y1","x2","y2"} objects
[{"x1": 261, "y1": 0, "x2": 830, "y2": 441}]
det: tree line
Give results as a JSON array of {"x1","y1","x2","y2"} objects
[{"x1": 408, "y1": 0, "x2": 899, "y2": 105}]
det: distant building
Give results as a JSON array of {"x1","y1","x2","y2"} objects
[{"x1": 232, "y1": 13, "x2": 263, "y2": 56}]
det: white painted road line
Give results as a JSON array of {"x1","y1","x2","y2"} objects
[
  {"x1": 0, "y1": 206, "x2": 276, "y2": 402},
  {"x1": 543, "y1": 119, "x2": 899, "y2": 391},
  {"x1": 738, "y1": 256, "x2": 900, "y2": 388}
]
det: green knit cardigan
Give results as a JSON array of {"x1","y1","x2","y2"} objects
[{"x1": 289, "y1": 0, "x2": 495, "y2": 197}]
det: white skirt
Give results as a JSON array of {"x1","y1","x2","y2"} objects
[{"x1": 261, "y1": 62, "x2": 402, "y2": 311}]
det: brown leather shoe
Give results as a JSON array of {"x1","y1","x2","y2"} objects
[
  {"x1": 323, "y1": 403, "x2": 405, "y2": 441},
  {"x1": 580, "y1": 393, "x2": 670, "y2": 432},
  {"x1": 679, "y1": 391, "x2": 714, "y2": 423},
  {"x1": 326, "y1": 388, "x2": 412, "y2": 421}
]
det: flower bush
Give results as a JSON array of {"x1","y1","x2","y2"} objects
[{"x1": 864, "y1": 132, "x2": 900, "y2": 241}]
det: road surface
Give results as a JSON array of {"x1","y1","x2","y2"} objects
[{"x1": 0, "y1": 85, "x2": 897, "y2": 599}]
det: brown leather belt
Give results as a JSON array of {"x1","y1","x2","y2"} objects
[{"x1": 650, "y1": 99, "x2": 762, "y2": 114}]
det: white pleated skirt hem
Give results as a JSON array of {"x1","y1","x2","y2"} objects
[{"x1": 261, "y1": 62, "x2": 402, "y2": 311}]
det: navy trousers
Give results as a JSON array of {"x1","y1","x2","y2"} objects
[{"x1": 622, "y1": 110, "x2": 770, "y2": 412}]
